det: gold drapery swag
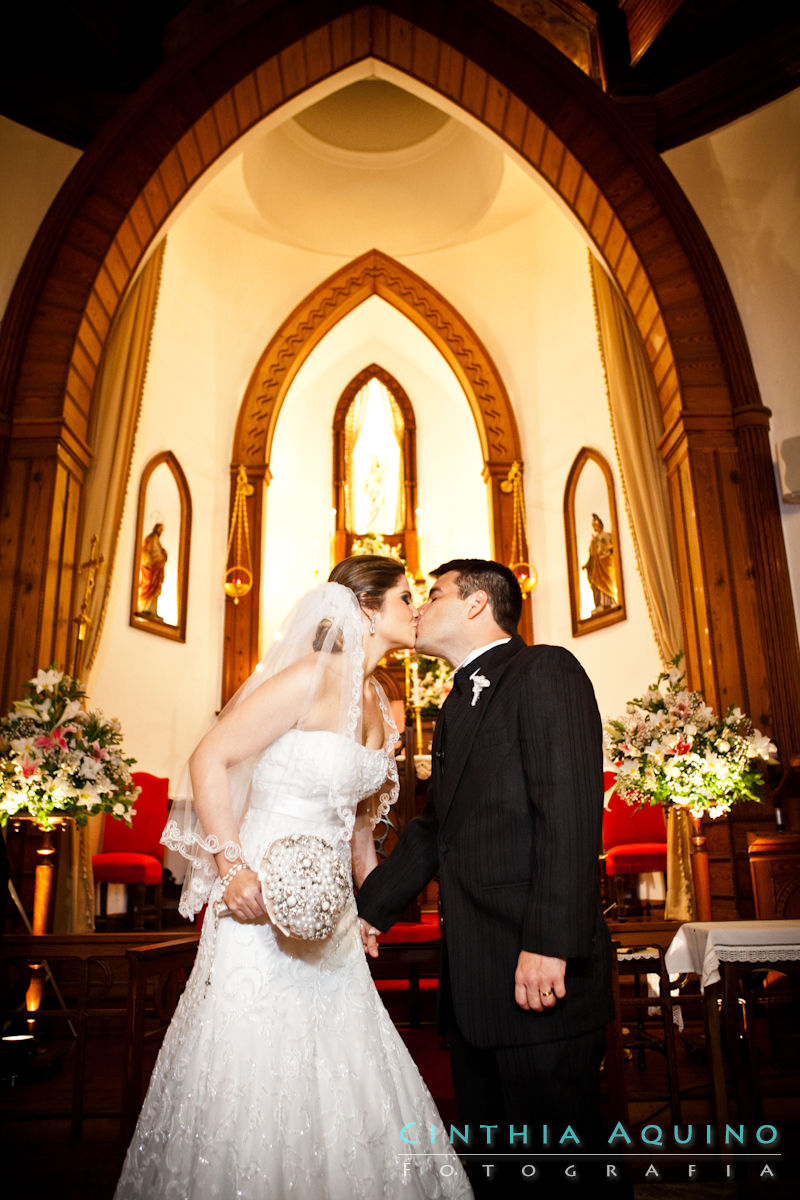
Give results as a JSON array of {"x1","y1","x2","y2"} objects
[
  {"x1": 54, "y1": 241, "x2": 166, "y2": 934},
  {"x1": 589, "y1": 253, "x2": 692, "y2": 920},
  {"x1": 589, "y1": 253, "x2": 682, "y2": 662}
]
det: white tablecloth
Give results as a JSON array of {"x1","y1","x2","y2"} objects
[{"x1": 664, "y1": 919, "x2": 800, "y2": 988}]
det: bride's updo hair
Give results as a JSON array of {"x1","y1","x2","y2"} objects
[
  {"x1": 328, "y1": 554, "x2": 406, "y2": 609},
  {"x1": 312, "y1": 555, "x2": 405, "y2": 652}
]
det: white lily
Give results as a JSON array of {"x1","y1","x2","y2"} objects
[{"x1": 31, "y1": 668, "x2": 63, "y2": 692}]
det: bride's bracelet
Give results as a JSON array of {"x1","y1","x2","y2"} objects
[{"x1": 219, "y1": 861, "x2": 247, "y2": 891}]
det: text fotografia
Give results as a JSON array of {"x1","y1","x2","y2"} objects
[
  {"x1": 399, "y1": 1123, "x2": 782, "y2": 1184},
  {"x1": 401, "y1": 1161, "x2": 781, "y2": 1184},
  {"x1": 399, "y1": 1122, "x2": 780, "y2": 1150}
]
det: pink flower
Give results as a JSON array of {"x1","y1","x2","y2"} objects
[{"x1": 34, "y1": 728, "x2": 69, "y2": 752}]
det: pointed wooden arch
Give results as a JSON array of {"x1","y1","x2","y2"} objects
[
  {"x1": 224, "y1": 250, "x2": 528, "y2": 701},
  {"x1": 0, "y1": 1, "x2": 797, "y2": 764}
]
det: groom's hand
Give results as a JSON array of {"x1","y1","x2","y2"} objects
[
  {"x1": 359, "y1": 918, "x2": 382, "y2": 958},
  {"x1": 514, "y1": 951, "x2": 566, "y2": 1011}
]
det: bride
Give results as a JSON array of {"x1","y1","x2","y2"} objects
[{"x1": 114, "y1": 554, "x2": 472, "y2": 1199}]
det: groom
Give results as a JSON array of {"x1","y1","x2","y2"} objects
[{"x1": 357, "y1": 559, "x2": 619, "y2": 1197}]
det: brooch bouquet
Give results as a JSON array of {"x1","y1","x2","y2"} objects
[
  {"x1": 603, "y1": 655, "x2": 776, "y2": 820},
  {"x1": 0, "y1": 668, "x2": 139, "y2": 830}
]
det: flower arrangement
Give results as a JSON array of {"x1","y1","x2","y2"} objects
[
  {"x1": 0, "y1": 668, "x2": 139, "y2": 830},
  {"x1": 603, "y1": 655, "x2": 776, "y2": 820},
  {"x1": 414, "y1": 655, "x2": 453, "y2": 715},
  {"x1": 350, "y1": 533, "x2": 429, "y2": 607}
]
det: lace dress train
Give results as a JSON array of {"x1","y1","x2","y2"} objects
[{"x1": 115, "y1": 731, "x2": 472, "y2": 1199}]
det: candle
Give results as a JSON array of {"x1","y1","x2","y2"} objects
[
  {"x1": 329, "y1": 508, "x2": 338, "y2": 570},
  {"x1": 410, "y1": 659, "x2": 421, "y2": 708}
]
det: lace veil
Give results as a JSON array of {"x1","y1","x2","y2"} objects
[{"x1": 162, "y1": 581, "x2": 398, "y2": 918}]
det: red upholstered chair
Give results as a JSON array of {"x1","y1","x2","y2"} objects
[
  {"x1": 92, "y1": 771, "x2": 169, "y2": 930},
  {"x1": 601, "y1": 771, "x2": 667, "y2": 920}
]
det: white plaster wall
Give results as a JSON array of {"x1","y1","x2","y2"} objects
[
  {"x1": 86, "y1": 205, "x2": 353, "y2": 780},
  {"x1": 262, "y1": 294, "x2": 491, "y2": 644},
  {"x1": 86, "y1": 189, "x2": 662, "y2": 782},
  {"x1": 664, "y1": 90, "x2": 800, "y2": 631},
  {"x1": 406, "y1": 212, "x2": 663, "y2": 720},
  {"x1": 0, "y1": 116, "x2": 80, "y2": 319},
  {"x1": 0, "y1": 103, "x2": 700, "y2": 772}
]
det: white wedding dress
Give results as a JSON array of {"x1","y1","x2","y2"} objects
[{"x1": 115, "y1": 729, "x2": 472, "y2": 1200}]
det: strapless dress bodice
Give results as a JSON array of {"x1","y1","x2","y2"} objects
[{"x1": 247, "y1": 728, "x2": 389, "y2": 830}]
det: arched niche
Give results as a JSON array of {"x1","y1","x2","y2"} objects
[
  {"x1": 563, "y1": 447, "x2": 626, "y2": 637},
  {"x1": 129, "y1": 451, "x2": 191, "y2": 642},
  {"x1": 332, "y1": 363, "x2": 419, "y2": 570},
  {"x1": 0, "y1": 2, "x2": 797, "y2": 760},
  {"x1": 225, "y1": 249, "x2": 528, "y2": 702}
]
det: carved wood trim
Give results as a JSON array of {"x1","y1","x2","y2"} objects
[
  {"x1": 225, "y1": 249, "x2": 529, "y2": 701},
  {"x1": 233, "y1": 250, "x2": 519, "y2": 469}
]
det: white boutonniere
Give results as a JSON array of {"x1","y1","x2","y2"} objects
[{"x1": 469, "y1": 670, "x2": 491, "y2": 707}]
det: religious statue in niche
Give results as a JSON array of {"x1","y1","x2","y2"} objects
[
  {"x1": 563, "y1": 446, "x2": 626, "y2": 637},
  {"x1": 347, "y1": 377, "x2": 404, "y2": 536},
  {"x1": 137, "y1": 515, "x2": 168, "y2": 620},
  {"x1": 362, "y1": 453, "x2": 389, "y2": 533},
  {"x1": 130, "y1": 451, "x2": 191, "y2": 642},
  {"x1": 583, "y1": 512, "x2": 619, "y2": 614}
]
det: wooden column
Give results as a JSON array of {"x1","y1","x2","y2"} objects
[
  {"x1": 733, "y1": 407, "x2": 800, "y2": 759},
  {"x1": 661, "y1": 412, "x2": 770, "y2": 734},
  {"x1": 660, "y1": 395, "x2": 800, "y2": 917},
  {"x1": 0, "y1": 426, "x2": 89, "y2": 708}
]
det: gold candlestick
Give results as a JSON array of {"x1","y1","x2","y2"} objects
[{"x1": 413, "y1": 705, "x2": 423, "y2": 756}]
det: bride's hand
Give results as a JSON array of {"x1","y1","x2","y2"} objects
[
  {"x1": 359, "y1": 918, "x2": 381, "y2": 958},
  {"x1": 222, "y1": 868, "x2": 266, "y2": 921}
]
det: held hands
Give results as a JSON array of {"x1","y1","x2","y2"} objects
[
  {"x1": 514, "y1": 951, "x2": 567, "y2": 1012},
  {"x1": 359, "y1": 918, "x2": 382, "y2": 958},
  {"x1": 221, "y1": 866, "x2": 267, "y2": 922}
]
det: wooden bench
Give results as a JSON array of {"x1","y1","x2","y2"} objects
[{"x1": 0, "y1": 931, "x2": 198, "y2": 1141}]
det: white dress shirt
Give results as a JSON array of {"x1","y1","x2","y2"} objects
[{"x1": 457, "y1": 638, "x2": 511, "y2": 672}]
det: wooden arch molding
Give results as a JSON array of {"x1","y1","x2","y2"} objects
[
  {"x1": 225, "y1": 250, "x2": 528, "y2": 701},
  {"x1": 0, "y1": 1, "x2": 797, "y2": 762}
]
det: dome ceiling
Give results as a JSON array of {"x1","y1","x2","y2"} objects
[
  {"x1": 293, "y1": 79, "x2": 449, "y2": 151},
  {"x1": 203, "y1": 79, "x2": 536, "y2": 257}
]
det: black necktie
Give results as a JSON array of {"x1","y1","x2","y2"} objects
[
  {"x1": 436, "y1": 668, "x2": 467, "y2": 772},
  {"x1": 451, "y1": 667, "x2": 466, "y2": 697}
]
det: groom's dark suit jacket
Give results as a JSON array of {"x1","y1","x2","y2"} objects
[{"x1": 358, "y1": 636, "x2": 613, "y2": 1049}]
